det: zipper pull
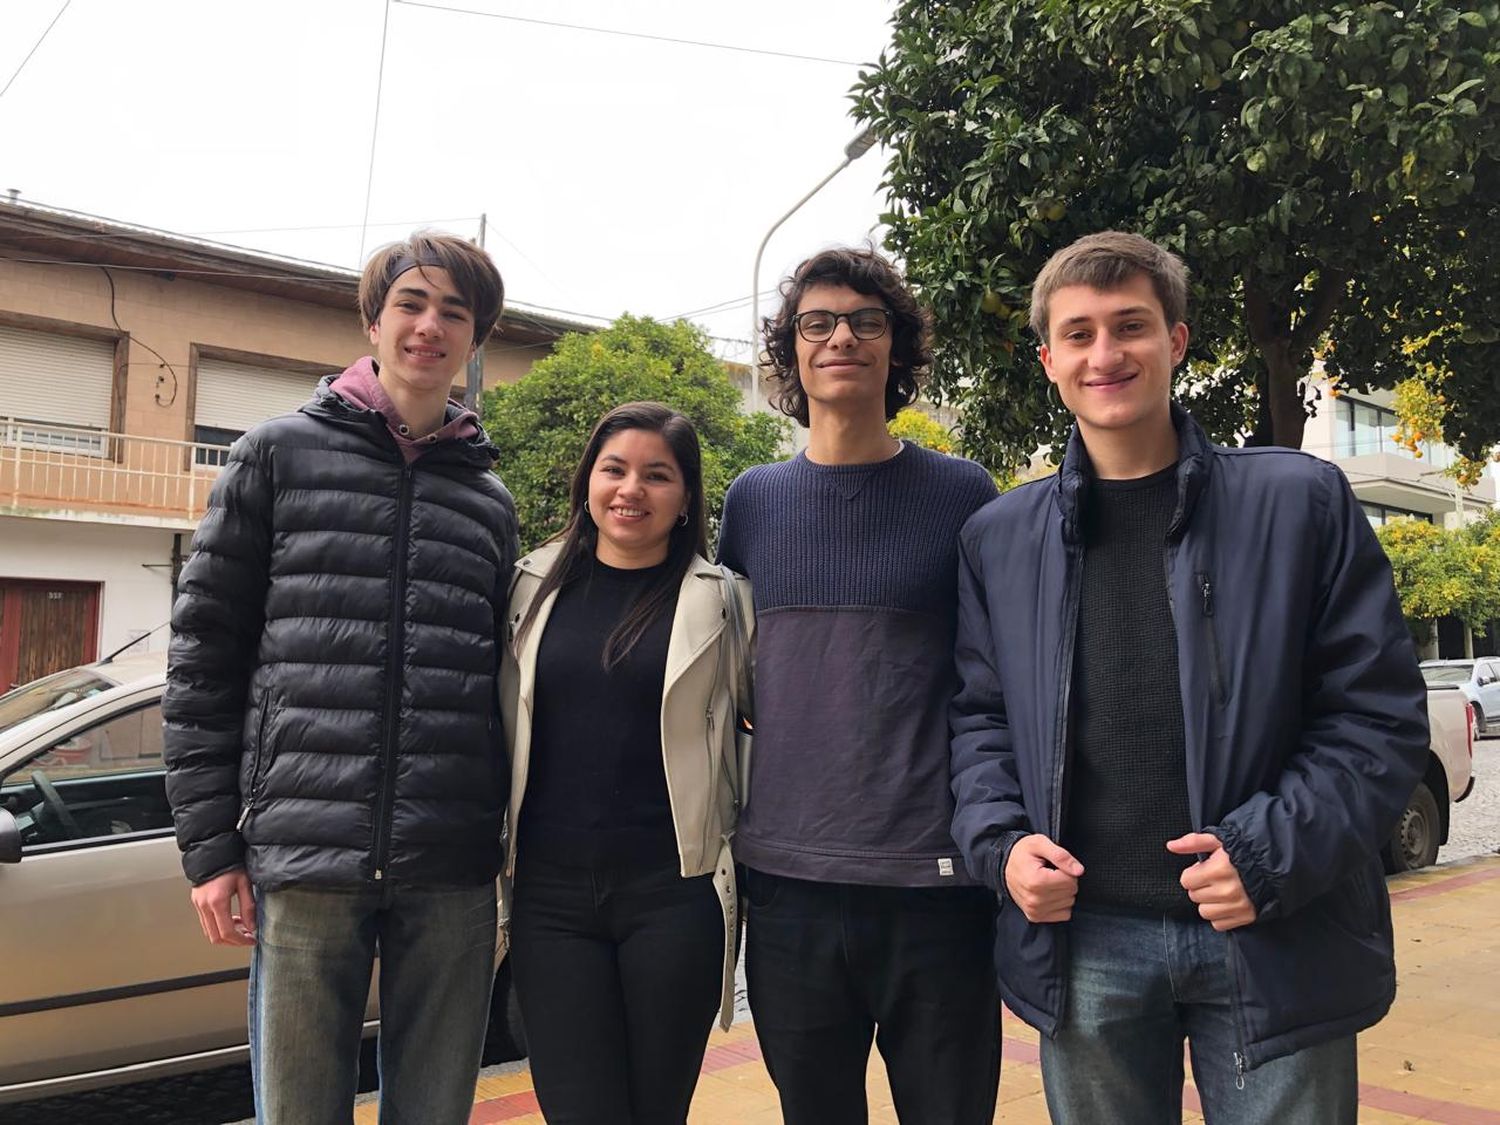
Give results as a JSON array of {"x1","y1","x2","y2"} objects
[
  {"x1": 706, "y1": 708, "x2": 715, "y2": 730},
  {"x1": 235, "y1": 804, "x2": 251, "y2": 831},
  {"x1": 1233, "y1": 1051, "x2": 1246, "y2": 1091},
  {"x1": 374, "y1": 868, "x2": 384, "y2": 881},
  {"x1": 1200, "y1": 574, "x2": 1215, "y2": 616}
]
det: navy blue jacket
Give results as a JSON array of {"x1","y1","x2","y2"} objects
[{"x1": 950, "y1": 407, "x2": 1428, "y2": 1069}]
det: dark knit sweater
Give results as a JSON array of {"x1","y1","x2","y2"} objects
[
  {"x1": 718, "y1": 442, "x2": 997, "y2": 885},
  {"x1": 1063, "y1": 465, "x2": 1194, "y2": 913},
  {"x1": 520, "y1": 558, "x2": 679, "y2": 869}
]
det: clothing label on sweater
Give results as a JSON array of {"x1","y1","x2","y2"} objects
[{"x1": 939, "y1": 858, "x2": 954, "y2": 877}]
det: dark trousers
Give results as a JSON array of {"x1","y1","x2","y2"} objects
[
  {"x1": 509, "y1": 858, "x2": 723, "y2": 1125},
  {"x1": 744, "y1": 869, "x2": 1002, "y2": 1125}
]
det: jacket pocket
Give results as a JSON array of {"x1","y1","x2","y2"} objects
[{"x1": 238, "y1": 700, "x2": 277, "y2": 830}]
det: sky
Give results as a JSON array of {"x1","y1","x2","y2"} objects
[{"x1": 1, "y1": 0, "x2": 899, "y2": 362}]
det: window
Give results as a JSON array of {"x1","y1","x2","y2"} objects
[
  {"x1": 192, "y1": 354, "x2": 329, "y2": 463},
  {"x1": 0, "y1": 324, "x2": 117, "y2": 454},
  {"x1": 1334, "y1": 397, "x2": 1454, "y2": 467},
  {"x1": 1360, "y1": 502, "x2": 1433, "y2": 528},
  {"x1": 0, "y1": 703, "x2": 172, "y2": 849}
]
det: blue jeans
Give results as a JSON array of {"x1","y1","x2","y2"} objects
[
  {"x1": 1041, "y1": 906, "x2": 1357, "y2": 1125},
  {"x1": 249, "y1": 882, "x2": 497, "y2": 1125}
]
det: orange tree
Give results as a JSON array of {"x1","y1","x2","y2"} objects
[{"x1": 854, "y1": 0, "x2": 1500, "y2": 473}]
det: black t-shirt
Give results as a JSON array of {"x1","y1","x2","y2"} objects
[{"x1": 520, "y1": 557, "x2": 680, "y2": 868}]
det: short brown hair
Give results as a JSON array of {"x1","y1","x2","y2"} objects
[
  {"x1": 358, "y1": 231, "x2": 505, "y2": 348},
  {"x1": 762, "y1": 247, "x2": 930, "y2": 427},
  {"x1": 1029, "y1": 232, "x2": 1188, "y2": 343}
]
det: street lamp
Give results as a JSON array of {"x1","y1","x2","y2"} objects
[{"x1": 749, "y1": 126, "x2": 880, "y2": 411}]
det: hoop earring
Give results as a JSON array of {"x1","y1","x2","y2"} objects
[{"x1": 677, "y1": 511, "x2": 689, "y2": 527}]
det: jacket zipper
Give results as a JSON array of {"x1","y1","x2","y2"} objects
[
  {"x1": 236, "y1": 703, "x2": 274, "y2": 831},
  {"x1": 1051, "y1": 544, "x2": 1084, "y2": 842},
  {"x1": 372, "y1": 462, "x2": 415, "y2": 880},
  {"x1": 1198, "y1": 573, "x2": 1227, "y2": 706}
]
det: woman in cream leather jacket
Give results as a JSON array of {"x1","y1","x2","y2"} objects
[{"x1": 500, "y1": 402, "x2": 751, "y2": 1125}]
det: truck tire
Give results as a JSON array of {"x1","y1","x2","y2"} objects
[{"x1": 1382, "y1": 781, "x2": 1441, "y2": 874}]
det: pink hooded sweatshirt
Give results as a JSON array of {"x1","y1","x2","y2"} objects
[{"x1": 328, "y1": 355, "x2": 482, "y2": 463}]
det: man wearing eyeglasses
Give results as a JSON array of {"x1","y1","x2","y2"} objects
[{"x1": 718, "y1": 247, "x2": 1001, "y2": 1123}]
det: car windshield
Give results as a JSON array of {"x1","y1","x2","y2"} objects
[
  {"x1": 1421, "y1": 664, "x2": 1474, "y2": 686},
  {"x1": 0, "y1": 668, "x2": 117, "y2": 736}
]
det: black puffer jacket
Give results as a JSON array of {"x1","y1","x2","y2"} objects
[{"x1": 163, "y1": 379, "x2": 518, "y2": 891}]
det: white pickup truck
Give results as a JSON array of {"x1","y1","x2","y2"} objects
[{"x1": 1382, "y1": 686, "x2": 1476, "y2": 873}]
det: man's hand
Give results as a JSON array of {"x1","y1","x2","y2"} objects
[
  {"x1": 190, "y1": 868, "x2": 257, "y2": 946},
  {"x1": 1167, "y1": 832, "x2": 1256, "y2": 931},
  {"x1": 1003, "y1": 834, "x2": 1085, "y2": 923}
]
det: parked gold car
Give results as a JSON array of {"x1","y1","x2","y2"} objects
[{"x1": 0, "y1": 652, "x2": 522, "y2": 1105}]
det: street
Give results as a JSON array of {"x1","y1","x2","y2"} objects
[{"x1": 1439, "y1": 732, "x2": 1500, "y2": 864}]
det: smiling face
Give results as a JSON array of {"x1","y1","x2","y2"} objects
[
  {"x1": 587, "y1": 428, "x2": 689, "y2": 569},
  {"x1": 793, "y1": 283, "x2": 894, "y2": 423},
  {"x1": 367, "y1": 266, "x2": 476, "y2": 403},
  {"x1": 1039, "y1": 273, "x2": 1189, "y2": 449}
]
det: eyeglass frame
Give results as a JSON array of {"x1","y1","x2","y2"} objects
[{"x1": 792, "y1": 307, "x2": 893, "y2": 343}]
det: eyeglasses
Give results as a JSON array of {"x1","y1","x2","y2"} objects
[{"x1": 793, "y1": 307, "x2": 892, "y2": 343}]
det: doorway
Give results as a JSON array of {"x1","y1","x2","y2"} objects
[{"x1": 0, "y1": 579, "x2": 101, "y2": 690}]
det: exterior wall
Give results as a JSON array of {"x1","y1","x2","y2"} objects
[
  {"x1": 1304, "y1": 379, "x2": 1493, "y2": 529},
  {"x1": 0, "y1": 515, "x2": 177, "y2": 661},
  {"x1": 0, "y1": 256, "x2": 540, "y2": 451}
]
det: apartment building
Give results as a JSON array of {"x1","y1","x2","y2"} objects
[
  {"x1": 1302, "y1": 378, "x2": 1495, "y2": 657},
  {"x1": 0, "y1": 199, "x2": 578, "y2": 689}
]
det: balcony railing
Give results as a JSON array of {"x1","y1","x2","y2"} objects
[{"x1": 1, "y1": 418, "x2": 232, "y2": 522}]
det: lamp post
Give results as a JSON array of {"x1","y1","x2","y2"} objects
[{"x1": 749, "y1": 126, "x2": 879, "y2": 411}]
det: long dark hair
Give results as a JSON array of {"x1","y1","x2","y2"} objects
[{"x1": 516, "y1": 402, "x2": 709, "y2": 669}]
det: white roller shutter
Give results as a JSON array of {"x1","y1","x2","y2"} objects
[
  {"x1": 195, "y1": 357, "x2": 326, "y2": 432},
  {"x1": 0, "y1": 325, "x2": 115, "y2": 428}
]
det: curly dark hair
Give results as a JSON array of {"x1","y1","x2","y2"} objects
[{"x1": 761, "y1": 247, "x2": 930, "y2": 427}]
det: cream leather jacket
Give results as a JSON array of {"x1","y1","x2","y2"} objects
[{"x1": 500, "y1": 541, "x2": 753, "y2": 1029}]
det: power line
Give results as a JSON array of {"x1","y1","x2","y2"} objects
[
  {"x1": 392, "y1": 0, "x2": 863, "y2": 67},
  {"x1": 357, "y1": 0, "x2": 395, "y2": 264},
  {"x1": 0, "y1": 0, "x2": 73, "y2": 103}
]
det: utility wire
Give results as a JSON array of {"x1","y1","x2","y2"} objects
[
  {"x1": 0, "y1": 0, "x2": 73, "y2": 103},
  {"x1": 358, "y1": 0, "x2": 395, "y2": 263},
  {"x1": 393, "y1": 0, "x2": 862, "y2": 66}
]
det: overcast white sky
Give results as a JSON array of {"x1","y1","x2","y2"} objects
[{"x1": 2, "y1": 0, "x2": 898, "y2": 361}]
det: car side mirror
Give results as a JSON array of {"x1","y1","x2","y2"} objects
[{"x1": 0, "y1": 808, "x2": 20, "y2": 863}]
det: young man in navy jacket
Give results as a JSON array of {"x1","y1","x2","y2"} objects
[{"x1": 950, "y1": 231, "x2": 1428, "y2": 1123}]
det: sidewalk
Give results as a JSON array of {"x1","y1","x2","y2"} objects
[{"x1": 386, "y1": 855, "x2": 1500, "y2": 1124}]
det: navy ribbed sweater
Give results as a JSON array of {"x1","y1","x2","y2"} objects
[{"x1": 718, "y1": 442, "x2": 997, "y2": 886}]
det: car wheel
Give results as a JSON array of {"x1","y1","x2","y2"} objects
[{"x1": 1382, "y1": 782, "x2": 1441, "y2": 874}]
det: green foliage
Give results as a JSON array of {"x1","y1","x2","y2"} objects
[
  {"x1": 854, "y1": 0, "x2": 1500, "y2": 472},
  {"x1": 889, "y1": 407, "x2": 958, "y2": 453},
  {"x1": 1376, "y1": 511, "x2": 1500, "y2": 640},
  {"x1": 483, "y1": 316, "x2": 788, "y2": 551}
]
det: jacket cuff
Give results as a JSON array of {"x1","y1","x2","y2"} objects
[
  {"x1": 1207, "y1": 821, "x2": 1276, "y2": 919},
  {"x1": 185, "y1": 834, "x2": 247, "y2": 887},
  {"x1": 988, "y1": 830, "x2": 1029, "y2": 901}
]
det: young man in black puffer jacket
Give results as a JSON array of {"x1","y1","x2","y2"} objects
[
  {"x1": 162, "y1": 232, "x2": 518, "y2": 1124},
  {"x1": 951, "y1": 231, "x2": 1428, "y2": 1124}
]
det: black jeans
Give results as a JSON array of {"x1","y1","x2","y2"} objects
[
  {"x1": 744, "y1": 869, "x2": 1001, "y2": 1125},
  {"x1": 509, "y1": 858, "x2": 723, "y2": 1125}
]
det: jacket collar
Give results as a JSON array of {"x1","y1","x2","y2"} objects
[
  {"x1": 1056, "y1": 402, "x2": 1213, "y2": 545},
  {"x1": 301, "y1": 372, "x2": 499, "y2": 469}
]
